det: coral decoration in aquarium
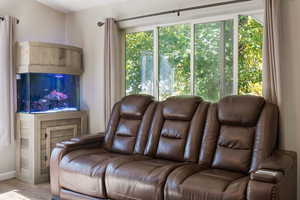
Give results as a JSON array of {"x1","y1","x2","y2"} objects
[{"x1": 17, "y1": 73, "x2": 80, "y2": 113}]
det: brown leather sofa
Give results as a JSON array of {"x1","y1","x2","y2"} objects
[{"x1": 50, "y1": 95, "x2": 297, "y2": 200}]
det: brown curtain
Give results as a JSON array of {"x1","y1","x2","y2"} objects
[
  {"x1": 104, "y1": 18, "x2": 122, "y2": 126},
  {"x1": 0, "y1": 16, "x2": 17, "y2": 146},
  {"x1": 263, "y1": 0, "x2": 281, "y2": 105}
]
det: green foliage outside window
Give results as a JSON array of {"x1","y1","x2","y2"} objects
[
  {"x1": 125, "y1": 15, "x2": 263, "y2": 100},
  {"x1": 194, "y1": 20, "x2": 233, "y2": 102},
  {"x1": 159, "y1": 24, "x2": 191, "y2": 100},
  {"x1": 125, "y1": 31, "x2": 153, "y2": 95},
  {"x1": 238, "y1": 16, "x2": 263, "y2": 95}
]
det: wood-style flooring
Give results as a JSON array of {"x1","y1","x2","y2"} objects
[{"x1": 0, "y1": 179, "x2": 51, "y2": 200}]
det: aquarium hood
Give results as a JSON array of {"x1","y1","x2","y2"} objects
[{"x1": 16, "y1": 41, "x2": 83, "y2": 75}]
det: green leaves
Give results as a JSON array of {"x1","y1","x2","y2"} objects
[
  {"x1": 238, "y1": 16, "x2": 263, "y2": 95},
  {"x1": 194, "y1": 20, "x2": 234, "y2": 102},
  {"x1": 125, "y1": 31, "x2": 154, "y2": 95},
  {"x1": 159, "y1": 24, "x2": 191, "y2": 100}
]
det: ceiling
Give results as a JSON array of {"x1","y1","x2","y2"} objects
[
  {"x1": 36, "y1": 0, "x2": 130, "y2": 13},
  {"x1": 36, "y1": 0, "x2": 260, "y2": 14}
]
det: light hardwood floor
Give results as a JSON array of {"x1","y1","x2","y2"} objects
[{"x1": 0, "y1": 179, "x2": 51, "y2": 200}]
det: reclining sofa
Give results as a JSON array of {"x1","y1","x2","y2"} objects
[{"x1": 50, "y1": 95, "x2": 297, "y2": 200}]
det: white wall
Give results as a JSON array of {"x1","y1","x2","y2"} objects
[
  {"x1": 280, "y1": 0, "x2": 300, "y2": 198},
  {"x1": 0, "y1": 0, "x2": 66, "y2": 176},
  {"x1": 65, "y1": 0, "x2": 263, "y2": 134}
]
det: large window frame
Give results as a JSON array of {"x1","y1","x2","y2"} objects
[{"x1": 122, "y1": 10, "x2": 264, "y2": 100}]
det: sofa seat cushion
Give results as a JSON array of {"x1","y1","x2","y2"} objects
[
  {"x1": 165, "y1": 165, "x2": 249, "y2": 200},
  {"x1": 59, "y1": 148, "x2": 142, "y2": 198},
  {"x1": 105, "y1": 158, "x2": 186, "y2": 200}
]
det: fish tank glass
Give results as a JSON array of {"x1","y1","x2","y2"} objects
[{"x1": 17, "y1": 73, "x2": 80, "y2": 113}]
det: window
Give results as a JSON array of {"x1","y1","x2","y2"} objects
[
  {"x1": 125, "y1": 31, "x2": 154, "y2": 95},
  {"x1": 238, "y1": 15, "x2": 263, "y2": 96},
  {"x1": 194, "y1": 20, "x2": 234, "y2": 102},
  {"x1": 159, "y1": 24, "x2": 191, "y2": 100},
  {"x1": 124, "y1": 14, "x2": 263, "y2": 101}
]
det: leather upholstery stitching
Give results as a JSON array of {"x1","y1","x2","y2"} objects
[
  {"x1": 217, "y1": 143, "x2": 251, "y2": 150},
  {"x1": 153, "y1": 118, "x2": 166, "y2": 156},
  {"x1": 64, "y1": 150, "x2": 105, "y2": 164},
  {"x1": 271, "y1": 186, "x2": 278, "y2": 200},
  {"x1": 161, "y1": 132, "x2": 182, "y2": 139},
  {"x1": 115, "y1": 134, "x2": 136, "y2": 137},
  {"x1": 179, "y1": 170, "x2": 203, "y2": 185}
]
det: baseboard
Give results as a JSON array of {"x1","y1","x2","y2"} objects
[{"x1": 0, "y1": 171, "x2": 16, "y2": 181}]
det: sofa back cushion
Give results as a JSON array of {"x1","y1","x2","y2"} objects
[
  {"x1": 198, "y1": 95, "x2": 278, "y2": 173},
  {"x1": 104, "y1": 95, "x2": 156, "y2": 154},
  {"x1": 144, "y1": 96, "x2": 209, "y2": 162}
]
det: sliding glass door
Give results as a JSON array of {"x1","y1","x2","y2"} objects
[{"x1": 124, "y1": 13, "x2": 263, "y2": 101}]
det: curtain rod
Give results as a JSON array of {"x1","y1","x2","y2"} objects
[
  {"x1": 0, "y1": 17, "x2": 20, "y2": 24},
  {"x1": 97, "y1": 0, "x2": 252, "y2": 27}
]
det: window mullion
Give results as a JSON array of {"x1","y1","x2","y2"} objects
[
  {"x1": 153, "y1": 27, "x2": 159, "y2": 100},
  {"x1": 219, "y1": 21, "x2": 226, "y2": 98},
  {"x1": 121, "y1": 31, "x2": 126, "y2": 97},
  {"x1": 233, "y1": 15, "x2": 239, "y2": 95},
  {"x1": 190, "y1": 23, "x2": 195, "y2": 95}
]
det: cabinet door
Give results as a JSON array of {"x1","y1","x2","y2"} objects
[{"x1": 43, "y1": 125, "x2": 78, "y2": 168}]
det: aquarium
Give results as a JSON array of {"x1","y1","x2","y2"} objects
[{"x1": 17, "y1": 73, "x2": 80, "y2": 113}]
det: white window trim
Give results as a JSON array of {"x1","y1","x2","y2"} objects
[
  {"x1": 121, "y1": 9, "x2": 264, "y2": 99},
  {"x1": 153, "y1": 27, "x2": 159, "y2": 99}
]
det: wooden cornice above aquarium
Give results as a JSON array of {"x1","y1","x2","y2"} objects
[{"x1": 16, "y1": 41, "x2": 83, "y2": 75}]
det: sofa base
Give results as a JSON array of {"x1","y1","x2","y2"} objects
[{"x1": 56, "y1": 189, "x2": 109, "y2": 200}]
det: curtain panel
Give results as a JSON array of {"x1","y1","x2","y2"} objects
[
  {"x1": 104, "y1": 18, "x2": 122, "y2": 127},
  {"x1": 0, "y1": 16, "x2": 17, "y2": 146},
  {"x1": 263, "y1": 0, "x2": 281, "y2": 105}
]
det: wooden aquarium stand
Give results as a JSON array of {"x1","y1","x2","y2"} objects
[{"x1": 16, "y1": 111, "x2": 87, "y2": 184}]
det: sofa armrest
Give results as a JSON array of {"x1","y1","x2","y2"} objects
[
  {"x1": 70, "y1": 132, "x2": 105, "y2": 142},
  {"x1": 251, "y1": 169, "x2": 283, "y2": 184},
  {"x1": 259, "y1": 150, "x2": 295, "y2": 174},
  {"x1": 50, "y1": 133, "x2": 105, "y2": 197},
  {"x1": 248, "y1": 150, "x2": 297, "y2": 200},
  {"x1": 250, "y1": 150, "x2": 296, "y2": 184},
  {"x1": 56, "y1": 133, "x2": 105, "y2": 149}
]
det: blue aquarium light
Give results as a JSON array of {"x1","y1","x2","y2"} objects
[{"x1": 54, "y1": 74, "x2": 65, "y2": 79}]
